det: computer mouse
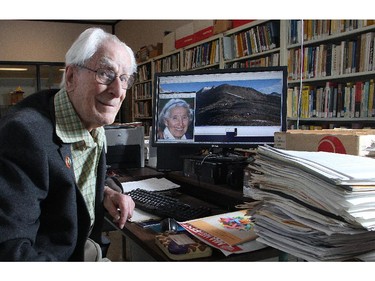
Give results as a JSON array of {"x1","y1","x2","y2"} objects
[{"x1": 160, "y1": 218, "x2": 179, "y2": 232}]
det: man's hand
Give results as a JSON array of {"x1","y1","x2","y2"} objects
[{"x1": 103, "y1": 186, "x2": 135, "y2": 229}]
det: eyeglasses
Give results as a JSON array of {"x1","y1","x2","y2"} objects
[{"x1": 80, "y1": 65, "x2": 134, "y2": 89}]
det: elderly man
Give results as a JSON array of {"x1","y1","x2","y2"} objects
[{"x1": 0, "y1": 27, "x2": 136, "y2": 261}]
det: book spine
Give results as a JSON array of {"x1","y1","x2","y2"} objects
[
  {"x1": 370, "y1": 79, "x2": 375, "y2": 117},
  {"x1": 361, "y1": 81, "x2": 369, "y2": 117},
  {"x1": 355, "y1": 81, "x2": 362, "y2": 117}
]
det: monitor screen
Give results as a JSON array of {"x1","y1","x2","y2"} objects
[{"x1": 151, "y1": 66, "x2": 287, "y2": 150}]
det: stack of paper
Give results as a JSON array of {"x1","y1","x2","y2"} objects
[{"x1": 247, "y1": 145, "x2": 375, "y2": 261}]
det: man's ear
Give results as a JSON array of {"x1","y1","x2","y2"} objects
[{"x1": 65, "y1": 65, "x2": 75, "y2": 92}]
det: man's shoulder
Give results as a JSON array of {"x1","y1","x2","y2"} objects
[
  {"x1": 2, "y1": 89, "x2": 60, "y2": 127},
  {"x1": 25, "y1": 89, "x2": 60, "y2": 104},
  {"x1": 13, "y1": 89, "x2": 58, "y2": 111}
]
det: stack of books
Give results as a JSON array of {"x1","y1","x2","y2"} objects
[{"x1": 247, "y1": 145, "x2": 375, "y2": 261}]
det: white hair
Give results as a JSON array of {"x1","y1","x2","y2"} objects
[{"x1": 59, "y1": 27, "x2": 137, "y2": 88}]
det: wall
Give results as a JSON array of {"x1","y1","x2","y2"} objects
[
  {"x1": 0, "y1": 20, "x2": 112, "y2": 62},
  {"x1": 0, "y1": 19, "x2": 205, "y2": 119},
  {"x1": 0, "y1": 20, "x2": 197, "y2": 62},
  {"x1": 115, "y1": 20, "x2": 193, "y2": 54}
]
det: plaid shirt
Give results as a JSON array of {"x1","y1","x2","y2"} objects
[{"x1": 54, "y1": 89, "x2": 105, "y2": 226}]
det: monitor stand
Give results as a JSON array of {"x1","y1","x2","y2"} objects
[
  {"x1": 205, "y1": 147, "x2": 247, "y2": 162},
  {"x1": 182, "y1": 147, "x2": 248, "y2": 163}
]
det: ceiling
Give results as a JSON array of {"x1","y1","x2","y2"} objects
[{"x1": 36, "y1": 20, "x2": 120, "y2": 26}]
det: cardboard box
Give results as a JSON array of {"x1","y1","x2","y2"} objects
[
  {"x1": 193, "y1": 20, "x2": 214, "y2": 42},
  {"x1": 194, "y1": 26, "x2": 214, "y2": 42},
  {"x1": 274, "y1": 129, "x2": 375, "y2": 157},
  {"x1": 148, "y1": 43, "x2": 163, "y2": 58},
  {"x1": 175, "y1": 22, "x2": 195, "y2": 49},
  {"x1": 162, "y1": 31, "x2": 175, "y2": 54},
  {"x1": 213, "y1": 20, "x2": 233, "y2": 34}
]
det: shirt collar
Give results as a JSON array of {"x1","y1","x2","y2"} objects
[
  {"x1": 54, "y1": 89, "x2": 104, "y2": 147},
  {"x1": 163, "y1": 127, "x2": 186, "y2": 140}
]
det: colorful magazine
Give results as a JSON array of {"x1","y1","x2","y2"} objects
[{"x1": 179, "y1": 209, "x2": 265, "y2": 255}]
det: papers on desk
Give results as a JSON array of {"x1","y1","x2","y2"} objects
[
  {"x1": 247, "y1": 145, "x2": 375, "y2": 261},
  {"x1": 128, "y1": 208, "x2": 161, "y2": 223},
  {"x1": 121, "y1": 177, "x2": 180, "y2": 193}
]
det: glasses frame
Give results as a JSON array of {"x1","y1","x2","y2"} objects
[{"x1": 79, "y1": 65, "x2": 134, "y2": 90}]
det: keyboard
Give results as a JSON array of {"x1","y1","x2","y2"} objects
[{"x1": 126, "y1": 188, "x2": 211, "y2": 221}]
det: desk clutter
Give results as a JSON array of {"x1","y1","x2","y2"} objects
[
  {"x1": 179, "y1": 209, "x2": 266, "y2": 256},
  {"x1": 117, "y1": 174, "x2": 269, "y2": 260},
  {"x1": 139, "y1": 209, "x2": 267, "y2": 259},
  {"x1": 247, "y1": 145, "x2": 375, "y2": 261},
  {"x1": 155, "y1": 231, "x2": 212, "y2": 260}
]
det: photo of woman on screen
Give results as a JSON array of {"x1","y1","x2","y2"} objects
[{"x1": 157, "y1": 98, "x2": 194, "y2": 140}]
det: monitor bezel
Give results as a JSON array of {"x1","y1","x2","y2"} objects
[{"x1": 150, "y1": 66, "x2": 287, "y2": 149}]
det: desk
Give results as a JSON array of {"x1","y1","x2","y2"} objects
[
  {"x1": 105, "y1": 167, "x2": 281, "y2": 261},
  {"x1": 167, "y1": 171, "x2": 247, "y2": 210}
]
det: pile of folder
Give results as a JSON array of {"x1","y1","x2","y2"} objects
[{"x1": 247, "y1": 145, "x2": 375, "y2": 261}]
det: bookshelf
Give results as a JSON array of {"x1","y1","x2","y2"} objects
[
  {"x1": 130, "y1": 19, "x2": 375, "y2": 132},
  {"x1": 287, "y1": 19, "x2": 375, "y2": 130},
  {"x1": 132, "y1": 60, "x2": 153, "y2": 135},
  {"x1": 153, "y1": 49, "x2": 181, "y2": 73},
  {"x1": 130, "y1": 20, "x2": 286, "y2": 134},
  {"x1": 182, "y1": 34, "x2": 222, "y2": 71},
  {"x1": 221, "y1": 20, "x2": 283, "y2": 69}
]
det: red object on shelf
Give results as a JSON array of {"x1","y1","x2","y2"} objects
[
  {"x1": 194, "y1": 26, "x2": 214, "y2": 42},
  {"x1": 232, "y1": 20, "x2": 255, "y2": 28},
  {"x1": 175, "y1": 34, "x2": 196, "y2": 49}
]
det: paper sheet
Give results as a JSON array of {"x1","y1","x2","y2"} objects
[
  {"x1": 129, "y1": 208, "x2": 161, "y2": 223},
  {"x1": 122, "y1": 177, "x2": 180, "y2": 193}
]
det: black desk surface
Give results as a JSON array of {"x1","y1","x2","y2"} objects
[{"x1": 106, "y1": 167, "x2": 280, "y2": 261}]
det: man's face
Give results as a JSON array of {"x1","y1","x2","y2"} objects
[{"x1": 66, "y1": 41, "x2": 132, "y2": 131}]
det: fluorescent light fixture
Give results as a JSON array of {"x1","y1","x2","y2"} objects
[{"x1": 0, "y1": 67, "x2": 28, "y2": 71}]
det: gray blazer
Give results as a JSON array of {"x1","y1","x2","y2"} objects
[{"x1": 0, "y1": 89, "x2": 107, "y2": 261}]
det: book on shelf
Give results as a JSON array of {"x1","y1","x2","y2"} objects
[
  {"x1": 222, "y1": 36, "x2": 234, "y2": 60},
  {"x1": 360, "y1": 81, "x2": 369, "y2": 118},
  {"x1": 337, "y1": 83, "x2": 344, "y2": 117},
  {"x1": 354, "y1": 81, "x2": 362, "y2": 118},
  {"x1": 287, "y1": 87, "x2": 294, "y2": 118},
  {"x1": 288, "y1": 20, "x2": 299, "y2": 44},
  {"x1": 288, "y1": 78, "x2": 375, "y2": 121},
  {"x1": 301, "y1": 85, "x2": 311, "y2": 118},
  {"x1": 369, "y1": 79, "x2": 375, "y2": 117},
  {"x1": 315, "y1": 86, "x2": 322, "y2": 118},
  {"x1": 350, "y1": 82, "x2": 357, "y2": 118},
  {"x1": 325, "y1": 44, "x2": 332, "y2": 76},
  {"x1": 345, "y1": 82, "x2": 354, "y2": 118},
  {"x1": 324, "y1": 81, "x2": 336, "y2": 118},
  {"x1": 333, "y1": 87, "x2": 339, "y2": 118}
]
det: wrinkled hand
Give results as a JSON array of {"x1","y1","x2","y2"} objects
[{"x1": 103, "y1": 186, "x2": 135, "y2": 229}]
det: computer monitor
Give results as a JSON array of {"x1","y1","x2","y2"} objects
[{"x1": 151, "y1": 66, "x2": 287, "y2": 153}]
